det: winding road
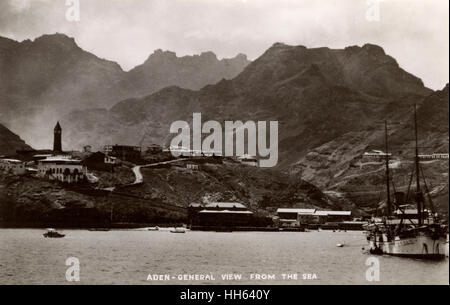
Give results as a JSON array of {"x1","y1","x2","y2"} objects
[
  {"x1": 129, "y1": 159, "x2": 191, "y2": 185},
  {"x1": 100, "y1": 159, "x2": 191, "y2": 191}
]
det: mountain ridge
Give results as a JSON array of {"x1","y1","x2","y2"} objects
[{"x1": 0, "y1": 33, "x2": 251, "y2": 149}]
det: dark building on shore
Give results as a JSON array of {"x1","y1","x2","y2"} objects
[{"x1": 188, "y1": 202, "x2": 254, "y2": 228}]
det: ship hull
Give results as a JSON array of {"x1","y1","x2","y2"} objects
[{"x1": 368, "y1": 235, "x2": 447, "y2": 260}]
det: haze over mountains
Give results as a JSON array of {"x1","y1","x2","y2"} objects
[{"x1": 0, "y1": 33, "x2": 250, "y2": 149}]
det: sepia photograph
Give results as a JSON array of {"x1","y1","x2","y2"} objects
[{"x1": 0, "y1": 0, "x2": 448, "y2": 292}]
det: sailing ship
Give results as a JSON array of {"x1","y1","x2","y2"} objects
[{"x1": 365, "y1": 106, "x2": 448, "y2": 259}]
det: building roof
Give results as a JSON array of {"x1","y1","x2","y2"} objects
[
  {"x1": 238, "y1": 154, "x2": 257, "y2": 161},
  {"x1": 204, "y1": 202, "x2": 247, "y2": 209},
  {"x1": 189, "y1": 203, "x2": 203, "y2": 208},
  {"x1": 314, "y1": 211, "x2": 329, "y2": 216},
  {"x1": 0, "y1": 158, "x2": 23, "y2": 163},
  {"x1": 394, "y1": 209, "x2": 420, "y2": 215},
  {"x1": 39, "y1": 156, "x2": 81, "y2": 163},
  {"x1": 276, "y1": 208, "x2": 316, "y2": 214},
  {"x1": 33, "y1": 154, "x2": 53, "y2": 158},
  {"x1": 314, "y1": 210, "x2": 352, "y2": 216},
  {"x1": 198, "y1": 209, "x2": 253, "y2": 214}
]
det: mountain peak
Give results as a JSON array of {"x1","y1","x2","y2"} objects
[
  {"x1": 271, "y1": 42, "x2": 289, "y2": 48},
  {"x1": 199, "y1": 51, "x2": 218, "y2": 61},
  {"x1": 33, "y1": 33, "x2": 79, "y2": 51},
  {"x1": 361, "y1": 43, "x2": 386, "y2": 56}
]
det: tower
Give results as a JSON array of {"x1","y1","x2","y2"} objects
[{"x1": 53, "y1": 121, "x2": 62, "y2": 153}]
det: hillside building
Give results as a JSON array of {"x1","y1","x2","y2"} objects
[
  {"x1": 146, "y1": 144, "x2": 163, "y2": 154},
  {"x1": 0, "y1": 159, "x2": 26, "y2": 175},
  {"x1": 418, "y1": 153, "x2": 449, "y2": 160},
  {"x1": 37, "y1": 156, "x2": 87, "y2": 183},
  {"x1": 238, "y1": 154, "x2": 258, "y2": 167},
  {"x1": 104, "y1": 144, "x2": 141, "y2": 162}
]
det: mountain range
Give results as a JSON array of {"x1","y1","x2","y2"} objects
[
  {"x1": 59, "y1": 41, "x2": 447, "y2": 212},
  {"x1": 0, "y1": 33, "x2": 250, "y2": 149},
  {"x1": 0, "y1": 33, "x2": 447, "y2": 212},
  {"x1": 61, "y1": 42, "x2": 434, "y2": 159}
]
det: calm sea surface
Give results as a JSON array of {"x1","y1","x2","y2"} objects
[{"x1": 0, "y1": 229, "x2": 448, "y2": 285}]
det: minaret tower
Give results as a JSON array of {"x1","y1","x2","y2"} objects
[{"x1": 53, "y1": 121, "x2": 62, "y2": 153}]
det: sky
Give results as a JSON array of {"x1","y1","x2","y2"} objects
[{"x1": 0, "y1": 0, "x2": 448, "y2": 90}]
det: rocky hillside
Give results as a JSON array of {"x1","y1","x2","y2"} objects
[
  {"x1": 0, "y1": 33, "x2": 250, "y2": 149},
  {"x1": 0, "y1": 123, "x2": 32, "y2": 155},
  {"x1": 290, "y1": 85, "x2": 449, "y2": 212},
  {"x1": 0, "y1": 159, "x2": 343, "y2": 227}
]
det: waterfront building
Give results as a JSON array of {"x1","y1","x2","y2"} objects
[
  {"x1": 189, "y1": 202, "x2": 253, "y2": 227},
  {"x1": 276, "y1": 208, "x2": 352, "y2": 225},
  {"x1": 37, "y1": 156, "x2": 87, "y2": 183},
  {"x1": 313, "y1": 210, "x2": 352, "y2": 224},
  {"x1": 276, "y1": 208, "x2": 316, "y2": 227}
]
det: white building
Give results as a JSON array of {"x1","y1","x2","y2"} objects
[
  {"x1": 418, "y1": 153, "x2": 449, "y2": 160},
  {"x1": 164, "y1": 146, "x2": 222, "y2": 157},
  {"x1": 104, "y1": 155, "x2": 117, "y2": 164},
  {"x1": 276, "y1": 208, "x2": 352, "y2": 225},
  {"x1": 238, "y1": 154, "x2": 258, "y2": 167},
  {"x1": 0, "y1": 159, "x2": 26, "y2": 175},
  {"x1": 276, "y1": 208, "x2": 316, "y2": 226},
  {"x1": 186, "y1": 163, "x2": 200, "y2": 170},
  {"x1": 363, "y1": 150, "x2": 392, "y2": 158},
  {"x1": 37, "y1": 156, "x2": 87, "y2": 183}
]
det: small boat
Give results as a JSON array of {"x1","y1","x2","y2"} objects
[
  {"x1": 43, "y1": 228, "x2": 65, "y2": 238},
  {"x1": 170, "y1": 227, "x2": 186, "y2": 233},
  {"x1": 88, "y1": 228, "x2": 110, "y2": 231},
  {"x1": 148, "y1": 226, "x2": 160, "y2": 231},
  {"x1": 336, "y1": 243, "x2": 344, "y2": 247}
]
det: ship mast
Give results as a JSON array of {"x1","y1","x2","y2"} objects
[
  {"x1": 414, "y1": 104, "x2": 424, "y2": 226},
  {"x1": 384, "y1": 120, "x2": 391, "y2": 216}
]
